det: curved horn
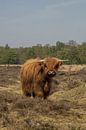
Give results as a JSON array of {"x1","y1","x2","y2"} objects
[
  {"x1": 58, "y1": 59, "x2": 69, "y2": 62},
  {"x1": 39, "y1": 59, "x2": 45, "y2": 62}
]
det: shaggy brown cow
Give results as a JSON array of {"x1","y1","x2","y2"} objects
[
  {"x1": 20, "y1": 59, "x2": 46, "y2": 98},
  {"x1": 43, "y1": 57, "x2": 63, "y2": 97},
  {"x1": 20, "y1": 57, "x2": 65, "y2": 99}
]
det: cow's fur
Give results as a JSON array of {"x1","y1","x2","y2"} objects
[
  {"x1": 20, "y1": 59, "x2": 46, "y2": 98},
  {"x1": 20, "y1": 57, "x2": 63, "y2": 99},
  {"x1": 43, "y1": 57, "x2": 63, "y2": 97}
]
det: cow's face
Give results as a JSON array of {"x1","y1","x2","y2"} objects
[{"x1": 44, "y1": 57, "x2": 63, "y2": 77}]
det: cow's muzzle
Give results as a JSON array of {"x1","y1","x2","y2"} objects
[{"x1": 47, "y1": 71, "x2": 56, "y2": 77}]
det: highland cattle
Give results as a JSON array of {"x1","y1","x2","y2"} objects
[{"x1": 20, "y1": 57, "x2": 65, "y2": 99}]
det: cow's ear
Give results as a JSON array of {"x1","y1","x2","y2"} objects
[
  {"x1": 54, "y1": 61, "x2": 63, "y2": 69},
  {"x1": 54, "y1": 63, "x2": 59, "y2": 69},
  {"x1": 58, "y1": 61, "x2": 63, "y2": 66}
]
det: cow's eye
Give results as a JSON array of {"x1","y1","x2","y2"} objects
[
  {"x1": 44, "y1": 64, "x2": 47, "y2": 68},
  {"x1": 40, "y1": 68, "x2": 44, "y2": 73},
  {"x1": 39, "y1": 63, "x2": 42, "y2": 66}
]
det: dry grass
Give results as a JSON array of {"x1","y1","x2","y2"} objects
[{"x1": 0, "y1": 65, "x2": 86, "y2": 130}]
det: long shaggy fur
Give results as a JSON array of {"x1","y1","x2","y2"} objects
[
  {"x1": 20, "y1": 57, "x2": 63, "y2": 99},
  {"x1": 20, "y1": 59, "x2": 46, "y2": 98}
]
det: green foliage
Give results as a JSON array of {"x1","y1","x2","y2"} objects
[
  {"x1": 0, "y1": 47, "x2": 19, "y2": 65},
  {"x1": 0, "y1": 42, "x2": 86, "y2": 65}
]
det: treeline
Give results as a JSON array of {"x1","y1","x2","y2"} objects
[{"x1": 0, "y1": 41, "x2": 86, "y2": 65}]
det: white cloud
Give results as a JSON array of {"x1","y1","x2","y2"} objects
[{"x1": 45, "y1": 0, "x2": 85, "y2": 11}]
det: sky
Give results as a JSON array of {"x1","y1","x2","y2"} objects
[{"x1": 0, "y1": 0, "x2": 86, "y2": 47}]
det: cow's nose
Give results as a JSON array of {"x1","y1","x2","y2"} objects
[{"x1": 47, "y1": 71, "x2": 56, "y2": 76}]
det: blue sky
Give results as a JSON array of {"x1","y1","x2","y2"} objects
[{"x1": 0, "y1": 0, "x2": 86, "y2": 47}]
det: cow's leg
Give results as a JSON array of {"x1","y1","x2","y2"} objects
[
  {"x1": 33, "y1": 83, "x2": 45, "y2": 98},
  {"x1": 44, "y1": 81, "x2": 51, "y2": 98},
  {"x1": 22, "y1": 83, "x2": 32, "y2": 97}
]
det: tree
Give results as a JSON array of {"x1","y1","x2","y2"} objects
[
  {"x1": 5, "y1": 44, "x2": 10, "y2": 49},
  {"x1": 56, "y1": 41, "x2": 65, "y2": 51},
  {"x1": 67, "y1": 46, "x2": 80, "y2": 64},
  {"x1": 3, "y1": 48, "x2": 19, "y2": 65},
  {"x1": 78, "y1": 43, "x2": 86, "y2": 64}
]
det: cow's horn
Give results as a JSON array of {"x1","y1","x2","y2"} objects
[
  {"x1": 40, "y1": 59, "x2": 45, "y2": 62},
  {"x1": 39, "y1": 59, "x2": 45, "y2": 62},
  {"x1": 58, "y1": 59, "x2": 69, "y2": 62}
]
